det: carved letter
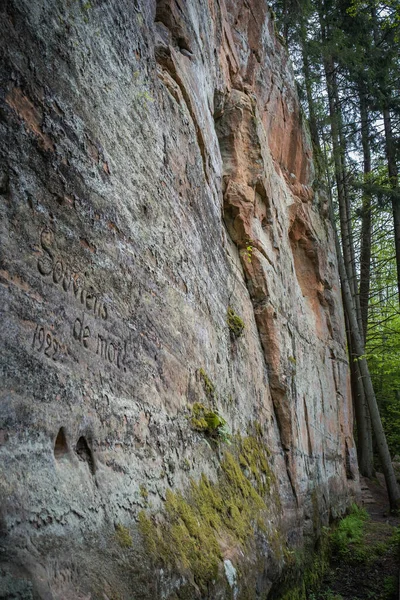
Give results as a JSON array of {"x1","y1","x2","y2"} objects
[
  {"x1": 86, "y1": 292, "x2": 94, "y2": 311},
  {"x1": 107, "y1": 342, "x2": 115, "y2": 363},
  {"x1": 37, "y1": 228, "x2": 54, "y2": 276},
  {"x1": 62, "y1": 266, "x2": 72, "y2": 292},
  {"x1": 83, "y1": 326, "x2": 91, "y2": 349},
  {"x1": 96, "y1": 334, "x2": 108, "y2": 359},
  {"x1": 53, "y1": 260, "x2": 64, "y2": 284},
  {"x1": 73, "y1": 315, "x2": 83, "y2": 341},
  {"x1": 73, "y1": 275, "x2": 83, "y2": 299}
]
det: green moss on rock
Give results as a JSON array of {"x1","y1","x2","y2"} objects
[
  {"x1": 138, "y1": 433, "x2": 281, "y2": 592},
  {"x1": 198, "y1": 368, "x2": 216, "y2": 399},
  {"x1": 227, "y1": 307, "x2": 245, "y2": 338},
  {"x1": 278, "y1": 527, "x2": 331, "y2": 600},
  {"x1": 191, "y1": 403, "x2": 225, "y2": 431},
  {"x1": 115, "y1": 523, "x2": 133, "y2": 548}
]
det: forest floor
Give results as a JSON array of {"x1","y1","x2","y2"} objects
[{"x1": 312, "y1": 475, "x2": 400, "y2": 600}]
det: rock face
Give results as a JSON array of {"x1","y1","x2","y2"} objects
[{"x1": 0, "y1": 1, "x2": 359, "y2": 598}]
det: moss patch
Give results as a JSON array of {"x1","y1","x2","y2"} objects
[
  {"x1": 227, "y1": 307, "x2": 245, "y2": 338},
  {"x1": 138, "y1": 433, "x2": 281, "y2": 592},
  {"x1": 238, "y1": 434, "x2": 274, "y2": 496},
  {"x1": 198, "y1": 368, "x2": 216, "y2": 400},
  {"x1": 115, "y1": 523, "x2": 133, "y2": 548}
]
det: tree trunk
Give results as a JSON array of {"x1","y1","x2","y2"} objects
[
  {"x1": 334, "y1": 224, "x2": 400, "y2": 510},
  {"x1": 358, "y1": 86, "x2": 372, "y2": 342},
  {"x1": 322, "y1": 107, "x2": 375, "y2": 478},
  {"x1": 301, "y1": 38, "x2": 322, "y2": 163},
  {"x1": 347, "y1": 316, "x2": 375, "y2": 477},
  {"x1": 323, "y1": 53, "x2": 361, "y2": 325},
  {"x1": 383, "y1": 107, "x2": 400, "y2": 306}
]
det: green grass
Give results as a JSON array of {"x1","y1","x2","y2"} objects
[{"x1": 330, "y1": 504, "x2": 369, "y2": 561}]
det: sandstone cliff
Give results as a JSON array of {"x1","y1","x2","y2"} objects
[{"x1": 0, "y1": 1, "x2": 359, "y2": 598}]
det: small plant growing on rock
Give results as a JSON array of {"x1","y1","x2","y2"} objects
[
  {"x1": 227, "y1": 307, "x2": 245, "y2": 338},
  {"x1": 190, "y1": 402, "x2": 231, "y2": 443},
  {"x1": 245, "y1": 244, "x2": 253, "y2": 263}
]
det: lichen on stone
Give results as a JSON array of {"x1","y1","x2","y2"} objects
[{"x1": 140, "y1": 484, "x2": 149, "y2": 500}]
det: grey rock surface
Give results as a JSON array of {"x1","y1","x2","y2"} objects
[{"x1": 0, "y1": 0, "x2": 359, "y2": 598}]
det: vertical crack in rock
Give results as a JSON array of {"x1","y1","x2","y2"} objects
[{"x1": 215, "y1": 88, "x2": 299, "y2": 503}]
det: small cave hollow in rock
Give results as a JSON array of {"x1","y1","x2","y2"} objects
[
  {"x1": 76, "y1": 436, "x2": 95, "y2": 475},
  {"x1": 54, "y1": 427, "x2": 68, "y2": 459}
]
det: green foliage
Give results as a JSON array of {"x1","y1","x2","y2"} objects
[
  {"x1": 330, "y1": 504, "x2": 369, "y2": 561},
  {"x1": 313, "y1": 590, "x2": 343, "y2": 600},
  {"x1": 190, "y1": 402, "x2": 231, "y2": 444},
  {"x1": 383, "y1": 576, "x2": 397, "y2": 598},
  {"x1": 389, "y1": 525, "x2": 400, "y2": 555},
  {"x1": 364, "y1": 205, "x2": 400, "y2": 456},
  {"x1": 227, "y1": 306, "x2": 245, "y2": 338},
  {"x1": 245, "y1": 244, "x2": 253, "y2": 263}
]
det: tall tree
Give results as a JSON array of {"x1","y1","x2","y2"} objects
[{"x1": 273, "y1": 0, "x2": 400, "y2": 498}]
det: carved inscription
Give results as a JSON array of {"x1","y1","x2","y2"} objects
[
  {"x1": 71, "y1": 313, "x2": 132, "y2": 371},
  {"x1": 33, "y1": 226, "x2": 135, "y2": 373},
  {"x1": 73, "y1": 313, "x2": 91, "y2": 348},
  {"x1": 37, "y1": 228, "x2": 108, "y2": 320},
  {"x1": 32, "y1": 325, "x2": 68, "y2": 361},
  {"x1": 96, "y1": 334, "x2": 130, "y2": 372}
]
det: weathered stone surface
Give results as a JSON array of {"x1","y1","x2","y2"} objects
[{"x1": 0, "y1": 0, "x2": 359, "y2": 598}]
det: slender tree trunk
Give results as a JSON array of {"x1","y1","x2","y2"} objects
[
  {"x1": 335, "y1": 78, "x2": 364, "y2": 339},
  {"x1": 333, "y1": 219, "x2": 400, "y2": 510},
  {"x1": 383, "y1": 107, "x2": 400, "y2": 305},
  {"x1": 358, "y1": 87, "x2": 372, "y2": 342},
  {"x1": 323, "y1": 54, "x2": 360, "y2": 317},
  {"x1": 357, "y1": 86, "x2": 374, "y2": 477},
  {"x1": 347, "y1": 316, "x2": 375, "y2": 477},
  {"x1": 323, "y1": 127, "x2": 375, "y2": 477},
  {"x1": 302, "y1": 38, "x2": 322, "y2": 162}
]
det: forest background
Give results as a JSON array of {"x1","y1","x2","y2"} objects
[{"x1": 271, "y1": 0, "x2": 400, "y2": 505}]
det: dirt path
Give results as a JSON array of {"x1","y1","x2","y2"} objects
[{"x1": 313, "y1": 475, "x2": 400, "y2": 600}]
